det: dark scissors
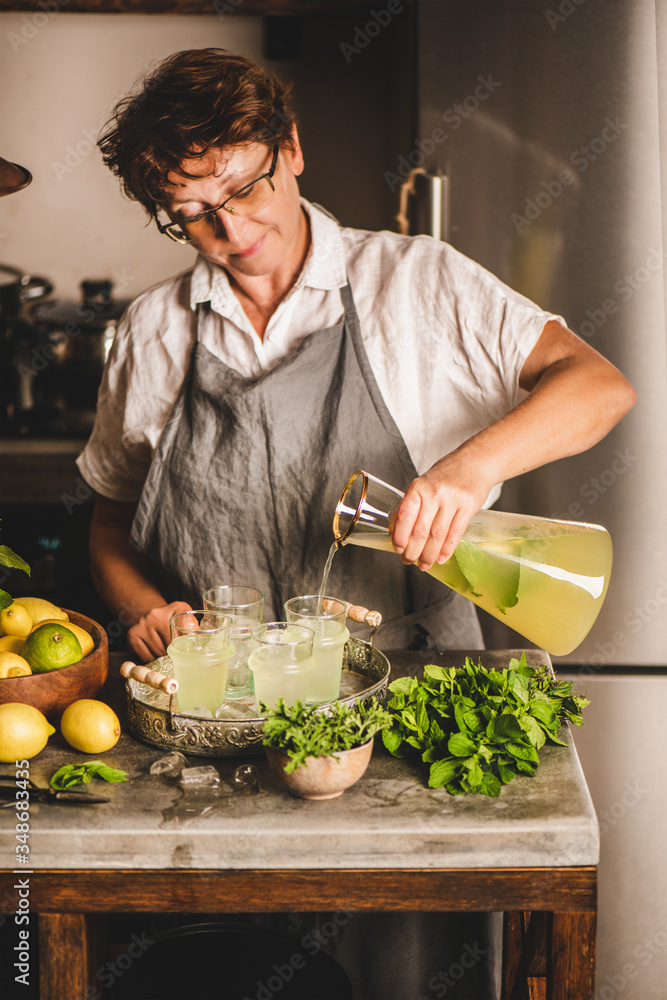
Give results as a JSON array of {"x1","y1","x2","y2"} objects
[{"x1": 0, "y1": 774, "x2": 110, "y2": 806}]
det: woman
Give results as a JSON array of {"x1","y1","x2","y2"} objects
[
  {"x1": 79, "y1": 49, "x2": 634, "y2": 999},
  {"x1": 80, "y1": 49, "x2": 635, "y2": 667}
]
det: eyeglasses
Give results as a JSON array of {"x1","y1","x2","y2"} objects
[{"x1": 156, "y1": 144, "x2": 280, "y2": 245}]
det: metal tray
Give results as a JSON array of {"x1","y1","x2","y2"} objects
[{"x1": 124, "y1": 637, "x2": 390, "y2": 758}]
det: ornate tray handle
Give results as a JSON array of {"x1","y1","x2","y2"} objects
[
  {"x1": 120, "y1": 660, "x2": 179, "y2": 695},
  {"x1": 346, "y1": 604, "x2": 382, "y2": 644}
]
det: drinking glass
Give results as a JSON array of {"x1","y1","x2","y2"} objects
[
  {"x1": 202, "y1": 585, "x2": 265, "y2": 699},
  {"x1": 248, "y1": 622, "x2": 314, "y2": 712},
  {"x1": 168, "y1": 610, "x2": 234, "y2": 718},
  {"x1": 284, "y1": 595, "x2": 349, "y2": 704}
]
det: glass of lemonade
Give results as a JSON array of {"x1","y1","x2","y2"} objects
[
  {"x1": 284, "y1": 596, "x2": 349, "y2": 704},
  {"x1": 202, "y1": 585, "x2": 265, "y2": 699},
  {"x1": 168, "y1": 610, "x2": 234, "y2": 718},
  {"x1": 248, "y1": 622, "x2": 314, "y2": 713}
]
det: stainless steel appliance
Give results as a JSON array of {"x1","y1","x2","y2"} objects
[{"x1": 407, "y1": 3, "x2": 667, "y2": 996}]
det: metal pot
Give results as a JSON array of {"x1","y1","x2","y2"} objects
[
  {"x1": 25, "y1": 279, "x2": 132, "y2": 437},
  {"x1": 0, "y1": 266, "x2": 54, "y2": 436}
]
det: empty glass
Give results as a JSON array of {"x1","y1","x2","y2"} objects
[
  {"x1": 284, "y1": 595, "x2": 349, "y2": 704},
  {"x1": 203, "y1": 585, "x2": 265, "y2": 699},
  {"x1": 248, "y1": 622, "x2": 314, "y2": 712},
  {"x1": 168, "y1": 610, "x2": 234, "y2": 718}
]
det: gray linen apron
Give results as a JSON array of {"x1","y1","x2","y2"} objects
[
  {"x1": 130, "y1": 272, "x2": 499, "y2": 1000},
  {"x1": 130, "y1": 279, "x2": 482, "y2": 652}
]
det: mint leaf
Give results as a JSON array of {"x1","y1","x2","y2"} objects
[
  {"x1": 0, "y1": 545, "x2": 31, "y2": 576},
  {"x1": 428, "y1": 758, "x2": 460, "y2": 788},
  {"x1": 448, "y1": 732, "x2": 478, "y2": 757}
]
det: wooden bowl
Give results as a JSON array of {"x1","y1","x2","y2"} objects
[
  {"x1": 266, "y1": 739, "x2": 374, "y2": 800},
  {"x1": 0, "y1": 609, "x2": 109, "y2": 721}
]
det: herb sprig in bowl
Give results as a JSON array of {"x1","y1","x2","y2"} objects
[{"x1": 262, "y1": 698, "x2": 392, "y2": 774}]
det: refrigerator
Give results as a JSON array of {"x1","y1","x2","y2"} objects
[{"x1": 405, "y1": 2, "x2": 667, "y2": 996}]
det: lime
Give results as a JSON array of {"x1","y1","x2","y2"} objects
[
  {"x1": 14, "y1": 597, "x2": 68, "y2": 626},
  {"x1": 0, "y1": 603, "x2": 33, "y2": 638},
  {"x1": 21, "y1": 624, "x2": 83, "y2": 673},
  {"x1": 0, "y1": 652, "x2": 32, "y2": 678},
  {"x1": 60, "y1": 699, "x2": 121, "y2": 753},
  {"x1": 0, "y1": 703, "x2": 55, "y2": 762},
  {"x1": 32, "y1": 618, "x2": 94, "y2": 657}
]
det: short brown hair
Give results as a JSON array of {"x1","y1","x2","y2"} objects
[{"x1": 97, "y1": 48, "x2": 296, "y2": 219}]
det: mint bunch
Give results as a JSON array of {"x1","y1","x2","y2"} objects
[
  {"x1": 382, "y1": 653, "x2": 588, "y2": 797},
  {"x1": 50, "y1": 761, "x2": 129, "y2": 789}
]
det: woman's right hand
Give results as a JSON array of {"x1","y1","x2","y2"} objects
[{"x1": 127, "y1": 600, "x2": 193, "y2": 663}]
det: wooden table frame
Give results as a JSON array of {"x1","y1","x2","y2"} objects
[{"x1": 1, "y1": 864, "x2": 596, "y2": 999}]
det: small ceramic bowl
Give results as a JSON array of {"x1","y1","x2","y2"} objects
[
  {"x1": 265, "y1": 738, "x2": 374, "y2": 800},
  {"x1": 0, "y1": 610, "x2": 109, "y2": 721}
]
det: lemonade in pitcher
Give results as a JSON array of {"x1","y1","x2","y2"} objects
[{"x1": 333, "y1": 471, "x2": 613, "y2": 657}]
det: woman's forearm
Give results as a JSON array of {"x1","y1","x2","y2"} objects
[
  {"x1": 89, "y1": 497, "x2": 165, "y2": 626},
  {"x1": 89, "y1": 495, "x2": 191, "y2": 662}
]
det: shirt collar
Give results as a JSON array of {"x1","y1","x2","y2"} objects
[{"x1": 188, "y1": 198, "x2": 346, "y2": 314}]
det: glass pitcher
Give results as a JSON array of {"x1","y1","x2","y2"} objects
[{"x1": 333, "y1": 470, "x2": 613, "y2": 656}]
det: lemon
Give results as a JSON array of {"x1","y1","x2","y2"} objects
[
  {"x1": 21, "y1": 624, "x2": 83, "y2": 673},
  {"x1": 0, "y1": 703, "x2": 55, "y2": 762},
  {"x1": 14, "y1": 597, "x2": 68, "y2": 626},
  {"x1": 60, "y1": 699, "x2": 121, "y2": 753},
  {"x1": 0, "y1": 635, "x2": 25, "y2": 655},
  {"x1": 32, "y1": 619, "x2": 94, "y2": 658},
  {"x1": 0, "y1": 652, "x2": 32, "y2": 678},
  {"x1": 0, "y1": 603, "x2": 33, "y2": 638}
]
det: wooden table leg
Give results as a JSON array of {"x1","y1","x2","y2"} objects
[
  {"x1": 502, "y1": 911, "x2": 524, "y2": 998},
  {"x1": 38, "y1": 912, "x2": 107, "y2": 1000},
  {"x1": 547, "y1": 911, "x2": 597, "y2": 1000},
  {"x1": 502, "y1": 911, "x2": 548, "y2": 1000}
]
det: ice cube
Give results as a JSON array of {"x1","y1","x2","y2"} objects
[
  {"x1": 149, "y1": 751, "x2": 188, "y2": 777},
  {"x1": 180, "y1": 706, "x2": 214, "y2": 719},
  {"x1": 232, "y1": 764, "x2": 261, "y2": 793},
  {"x1": 180, "y1": 766, "x2": 221, "y2": 788}
]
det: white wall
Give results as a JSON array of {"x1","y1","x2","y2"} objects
[{"x1": 1, "y1": 13, "x2": 262, "y2": 301}]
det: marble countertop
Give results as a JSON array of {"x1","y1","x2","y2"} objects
[{"x1": 0, "y1": 649, "x2": 599, "y2": 871}]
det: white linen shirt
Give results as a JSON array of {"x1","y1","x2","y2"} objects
[{"x1": 77, "y1": 199, "x2": 561, "y2": 504}]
